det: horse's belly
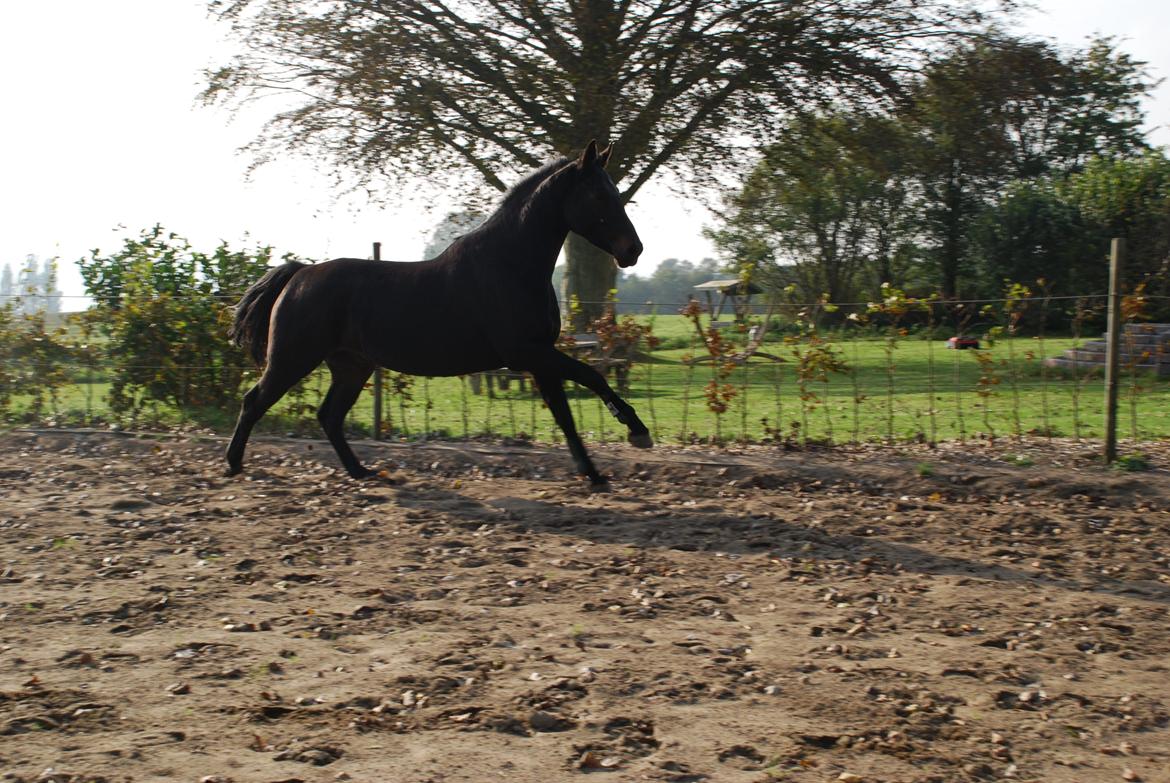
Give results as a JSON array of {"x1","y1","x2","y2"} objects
[{"x1": 367, "y1": 336, "x2": 502, "y2": 377}]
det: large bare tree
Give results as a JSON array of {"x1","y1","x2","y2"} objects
[{"x1": 204, "y1": 0, "x2": 1002, "y2": 327}]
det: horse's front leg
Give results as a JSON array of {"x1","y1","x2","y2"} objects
[{"x1": 527, "y1": 348, "x2": 653, "y2": 449}]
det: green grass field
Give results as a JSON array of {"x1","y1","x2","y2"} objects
[{"x1": 8, "y1": 315, "x2": 1169, "y2": 444}]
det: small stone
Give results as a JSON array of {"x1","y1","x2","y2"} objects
[
  {"x1": 838, "y1": 774, "x2": 865, "y2": 783},
  {"x1": 577, "y1": 751, "x2": 602, "y2": 769},
  {"x1": 529, "y1": 710, "x2": 572, "y2": 732},
  {"x1": 296, "y1": 748, "x2": 338, "y2": 766},
  {"x1": 166, "y1": 682, "x2": 190, "y2": 695}
]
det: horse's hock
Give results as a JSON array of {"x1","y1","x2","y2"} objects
[{"x1": 1045, "y1": 323, "x2": 1170, "y2": 377}]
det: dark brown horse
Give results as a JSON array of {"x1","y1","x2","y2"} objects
[{"x1": 225, "y1": 141, "x2": 650, "y2": 486}]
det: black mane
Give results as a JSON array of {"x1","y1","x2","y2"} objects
[
  {"x1": 497, "y1": 157, "x2": 574, "y2": 221},
  {"x1": 450, "y1": 158, "x2": 573, "y2": 244}
]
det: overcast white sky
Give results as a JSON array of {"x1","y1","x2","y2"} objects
[{"x1": 1, "y1": 0, "x2": 1167, "y2": 301}]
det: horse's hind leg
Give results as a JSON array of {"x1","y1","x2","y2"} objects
[
  {"x1": 225, "y1": 357, "x2": 320, "y2": 477},
  {"x1": 318, "y1": 353, "x2": 376, "y2": 479}
]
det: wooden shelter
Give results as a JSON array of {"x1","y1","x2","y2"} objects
[{"x1": 693, "y1": 278, "x2": 764, "y2": 323}]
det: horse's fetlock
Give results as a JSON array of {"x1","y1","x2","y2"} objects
[{"x1": 605, "y1": 400, "x2": 628, "y2": 424}]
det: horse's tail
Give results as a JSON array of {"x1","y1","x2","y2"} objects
[{"x1": 229, "y1": 261, "x2": 307, "y2": 365}]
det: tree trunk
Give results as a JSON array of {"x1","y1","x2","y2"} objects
[
  {"x1": 561, "y1": 232, "x2": 617, "y2": 332},
  {"x1": 872, "y1": 223, "x2": 894, "y2": 299},
  {"x1": 940, "y1": 212, "x2": 962, "y2": 300},
  {"x1": 938, "y1": 170, "x2": 968, "y2": 299}
]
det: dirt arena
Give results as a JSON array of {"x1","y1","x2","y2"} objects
[{"x1": 1, "y1": 430, "x2": 1168, "y2": 783}]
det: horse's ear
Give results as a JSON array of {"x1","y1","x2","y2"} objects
[
  {"x1": 577, "y1": 139, "x2": 599, "y2": 170},
  {"x1": 598, "y1": 144, "x2": 613, "y2": 169}
]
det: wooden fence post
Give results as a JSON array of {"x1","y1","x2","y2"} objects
[
  {"x1": 372, "y1": 241, "x2": 383, "y2": 440},
  {"x1": 1103, "y1": 237, "x2": 1124, "y2": 463}
]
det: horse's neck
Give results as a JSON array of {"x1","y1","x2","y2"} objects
[{"x1": 483, "y1": 177, "x2": 571, "y2": 274}]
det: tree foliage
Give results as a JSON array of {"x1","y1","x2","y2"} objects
[
  {"x1": 967, "y1": 179, "x2": 1094, "y2": 297},
  {"x1": 905, "y1": 36, "x2": 1153, "y2": 297},
  {"x1": 1061, "y1": 152, "x2": 1170, "y2": 313},
  {"x1": 711, "y1": 34, "x2": 1160, "y2": 305},
  {"x1": 707, "y1": 111, "x2": 918, "y2": 304}
]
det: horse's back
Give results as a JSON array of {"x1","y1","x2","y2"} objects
[
  {"x1": 272, "y1": 257, "x2": 500, "y2": 374},
  {"x1": 283, "y1": 257, "x2": 452, "y2": 314}
]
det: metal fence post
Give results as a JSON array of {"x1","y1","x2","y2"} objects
[
  {"x1": 1103, "y1": 237, "x2": 1124, "y2": 463},
  {"x1": 372, "y1": 241, "x2": 383, "y2": 440}
]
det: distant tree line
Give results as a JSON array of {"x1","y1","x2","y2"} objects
[
  {"x1": 614, "y1": 258, "x2": 723, "y2": 311},
  {"x1": 549, "y1": 258, "x2": 721, "y2": 313}
]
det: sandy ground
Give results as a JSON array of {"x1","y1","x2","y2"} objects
[{"x1": 1, "y1": 430, "x2": 1169, "y2": 783}]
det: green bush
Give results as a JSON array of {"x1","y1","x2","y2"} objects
[
  {"x1": 78, "y1": 226, "x2": 286, "y2": 418},
  {"x1": 0, "y1": 304, "x2": 77, "y2": 420},
  {"x1": 1114, "y1": 452, "x2": 1151, "y2": 472}
]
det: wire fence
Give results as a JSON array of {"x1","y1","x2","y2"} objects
[
  {"x1": 8, "y1": 292, "x2": 1168, "y2": 307},
  {"x1": 3, "y1": 291, "x2": 1169, "y2": 449}
]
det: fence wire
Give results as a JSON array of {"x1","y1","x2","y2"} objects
[
  {"x1": 15, "y1": 292, "x2": 1170, "y2": 306},
  {"x1": 3, "y1": 294, "x2": 1169, "y2": 447}
]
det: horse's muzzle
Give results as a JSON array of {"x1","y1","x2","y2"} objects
[{"x1": 614, "y1": 238, "x2": 643, "y2": 268}]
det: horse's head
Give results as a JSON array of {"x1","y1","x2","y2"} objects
[{"x1": 563, "y1": 140, "x2": 643, "y2": 268}]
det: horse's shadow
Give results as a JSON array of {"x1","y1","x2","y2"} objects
[{"x1": 389, "y1": 482, "x2": 1170, "y2": 607}]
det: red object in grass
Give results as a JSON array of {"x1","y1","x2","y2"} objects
[{"x1": 947, "y1": 336, "x2": 980, "y2": 350}]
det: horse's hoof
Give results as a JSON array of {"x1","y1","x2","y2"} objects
[
  {"x1": 348, "y1": 467, "x2": 378, "y2": 480},
  {"x1": 588, "y1": 478, "x2": 612, "y2": 494},
  {"x1": 628, "y1": 432, "x2": 653, "y2": 449},
  {"x1": 223, "y1": 465, "x2": 242, "y2": 478}
]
